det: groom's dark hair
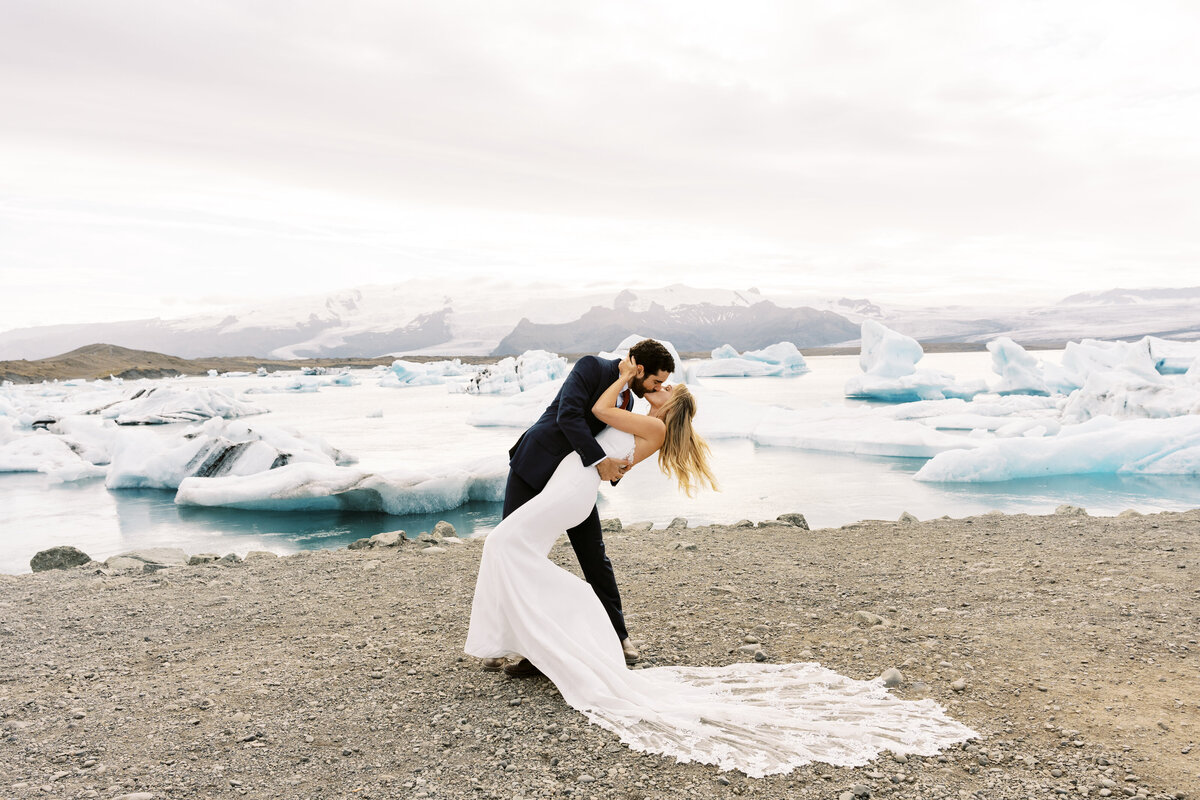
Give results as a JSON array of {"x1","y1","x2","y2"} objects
[{"x1": 629, "y1": 339, "x2": 674, "y2": 376}]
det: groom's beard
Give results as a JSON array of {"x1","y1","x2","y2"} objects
[{"x1": 630, "y1": 375, "x2": 648, "y2": 398}]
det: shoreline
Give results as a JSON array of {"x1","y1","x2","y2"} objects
[{"x1": 2, "y1": 509, "x2": 1196, "y2": 799}]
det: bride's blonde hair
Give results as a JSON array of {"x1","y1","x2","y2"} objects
[{"x1": 656, "y1": 384, "x2": 718, "y2": 496}]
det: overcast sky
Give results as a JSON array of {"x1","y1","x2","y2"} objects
[{"x1": 3, "y1": 0, "x2": 1199, "y2": 330}]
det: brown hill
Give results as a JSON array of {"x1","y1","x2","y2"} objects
[{"x1": 0, "y1": 343, "x2": 479, "y2": 384}]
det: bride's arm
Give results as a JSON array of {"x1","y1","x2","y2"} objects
[{"x1": 592, "y1": 360, "x2": 666, "y2": 441}]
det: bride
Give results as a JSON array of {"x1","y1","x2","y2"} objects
[{"x1": 465, "y1": 355, "x2": 975, "y2": 777}]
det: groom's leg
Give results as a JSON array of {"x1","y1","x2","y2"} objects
[
  {"x1": 502, "y1": 469, "x2": 538, "y2": 519},
  {"x1": 567, "y1": 505, "x2": 629, "y2": 642}
]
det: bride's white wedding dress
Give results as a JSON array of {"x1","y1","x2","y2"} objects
[{"x1": 465, "y1": 428, "x2": 976, "y2": 777}]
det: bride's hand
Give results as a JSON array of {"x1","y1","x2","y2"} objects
[{"x1": 619, "y1": 355, "x2": 638, "y2": 380}]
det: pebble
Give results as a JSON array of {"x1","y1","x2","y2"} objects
[
  {"x1": 950, "y1": 678, "x2": 967, "y2": 692},
  {"x1": 853, "y1": 611, "x2": 886, "y2": 627},
  {"x1": 577, "y1": 774, "x2": 596, "y2": 783},
  {"x1": 880, "y1": 667, "x2": 904, "y2": 688},
  {"x1": 420, "y1": 546, "x2": 448, "y2": 554}
]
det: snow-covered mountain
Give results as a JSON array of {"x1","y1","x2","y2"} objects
[{"x1": 2, "y1": 281, "x2": 1197, "y2": 361}]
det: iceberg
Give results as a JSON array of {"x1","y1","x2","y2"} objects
[
  {"x1": 380, "y1": 358, "x2": 473, "y2": 387},
  {"x1": 1060, "y1": 371, "x2": 1200, "y2": 423},
  {"x1": 175, "y1": 455, "x2": 507, "y2": 515},
  {"x1": 845, "y1": 322, "x2": 985, "y2": 401},
  {"x1": 914, "y1": 415, "x2": 1200, "y2": 481},
  {"x1": 1144, "y1": 336, "x2": 1200, "y2": 375},
  {"x1": 94, "y1": 386, "x2": 265, "y2": 425},
  {"x1": 987, "y1": 337, "x2": 1051, "y2": 396},
  {"x1": 0, "y1": 432, "x2": 107, "y2": 482},
  {"x1": 449, "y1": 350, "x2": 568, "y2": 395},
  {"x1": 693, "y1": 343, "x2": 810, "y2": 378},
  {"x1": 106, "y1": 418, "x2": 352, "y2": 490}
]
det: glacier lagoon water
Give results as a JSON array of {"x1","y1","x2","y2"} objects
[{"x1": 3, "y1": 351, "x2": 1199, "y2": 573}]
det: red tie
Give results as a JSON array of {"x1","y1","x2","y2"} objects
[{"x1": 618, "y1": 390, "x2": 631, "y2": 410}]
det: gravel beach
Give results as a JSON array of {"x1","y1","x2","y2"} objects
[{"x1": 1, "y1": 509, "x2": 1196, "y2": 800}]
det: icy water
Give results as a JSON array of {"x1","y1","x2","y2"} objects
[{"x1": 3, "y1": 351, "x2": 1199, "y2": 573}]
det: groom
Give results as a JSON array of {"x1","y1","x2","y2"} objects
[{"x1": 487, "y1": 339, "x2": 676, "y2": 676}]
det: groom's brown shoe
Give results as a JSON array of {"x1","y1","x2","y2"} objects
[
  {"x1": 481, "y1": 657, "x2": 505, "y2": 672},
  {"x1": 621, "y1": 638, "x2": 640, "y2": 664},
  {"x1": 502, "y1": 658, "x2": 542, "y2": 677}
]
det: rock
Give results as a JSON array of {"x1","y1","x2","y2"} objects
[
  {"x1": 219, "y1": 552, "x2": 243, "y2": 564},
  {"x1": 420, "y1": 546, "x2": 448, "y2": 554},
  {"x1": 577, "y1": 774, "x2": 596, "y2": 783},
  {"x1": 909, "y1": 681, "x2": 931, "y2": 694},
  {"x1": 881, "y1": 667, "x2": 904, "y2": 687},
  {"x1": 670, "y1": 541, "x2": 698, "y2": 551},
  {"x1": 30, "y1": 545, "x2": 91, "y2": 572},
  {"x1": 439, "y1": 536, "x2": 463, "y2": 545},
  {"x1": 188, "y1": 553, "x2": 220, "y2": 565},
  {"x1": 732, "y1": 519, "x2": 754, "y2": 528},
  {"x1": 666, "y1": 517, "x2": 688, "y2": 530},
  {"x1": 368, "y1": 530, "x2": 403, "y2": 548},
  {"x1": 625, "y1": 521, "x2": 653, "y2": 532},
  {"x1": 347, "y1": 538, "x2": 372, "y2": 550},
  {"x1": 112, "y1": 547, "x2": 189, "y2": 569},
  {"x1": 753, "y1": 650, "x2": 768, "y2": 662},
  {"x1": 433, "y1": 521, "x2": 457, "y2": 538},
  {"x1": 853, "y1": 611, "x2": 886, "y2": 627},
  {"x1": 950, "y1": 678, "x2": 967, "y2": 692},
  {"x1": 776, "y1": 513, "x2": 809, "y2": 529},
  {"x1": 737, "y1": 644, "x2": 761, "y2": 654},
  {"x1": 850, "y1": 783, "x2": 871, "y2": 797},
  {"x1": 1055, "y1": 504, "x2": 1088, "y2": 516},
  {"x1": 898, "y1": 511, "x2": 919, "y2": 523},
  {"x1": 743, "y1": 635, "x2": 760, "y2": 644},
  {"x1": 112, "y1": 794, "x2": 156, "y2": 800},
  {"x1": 417, "y1": 531, "x2": 441, "y2": 544},
  {"x1": 600, "y1": 518, "x2": 623, "y2": 533},
  {"x1": 710, "y1": 585, "x2": 737, "y2": 595},
  {"x1": 244, "y1": 551, "x2": 277, "y2": 560},
  {"x1": 104, "y1": 556, "x2": 146, "y2": 573}
]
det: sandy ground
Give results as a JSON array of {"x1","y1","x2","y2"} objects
[{"x1": 1, "y1": 509, "x2": 1196, "y2": 800}]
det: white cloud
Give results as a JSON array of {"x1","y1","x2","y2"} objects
[{"x1": 1, "y1": 0, "x2": 1198, "y2": 329}]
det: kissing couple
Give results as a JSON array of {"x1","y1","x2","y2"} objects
[{"x1": 465, "y1": 338, "x2": 975, "y2": 777}]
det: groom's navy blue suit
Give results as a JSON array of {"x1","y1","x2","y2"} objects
[{"x1": 504, "y1": 355, "x2": 629, "y2": 641}]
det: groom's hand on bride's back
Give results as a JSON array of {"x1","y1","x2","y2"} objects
[{"x1": 596, "y1": 457, "x2": 631, "y2": 483}]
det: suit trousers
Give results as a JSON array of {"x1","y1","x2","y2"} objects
[{"x1": 502, "y1": 468, "x2": 629, "y2": 642}]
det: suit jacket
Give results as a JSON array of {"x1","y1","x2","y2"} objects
[{"x1": 508, "y1": 355, "x2": 622, "y2": 492}]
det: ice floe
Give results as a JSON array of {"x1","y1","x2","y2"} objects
[
  {"x1": 448, "y1": 350, "x2": 568, "y2": 395},
  {"x1": 914, "y1": 414, "x2": 1200, "y2": 481},
  {"x1": 693, "y1": 343, "x2": 809, "y2": 377},
  {"x1": 380, "y1": 351, "x2": 566, "y2": 394},
  {"x1": 93, "y1": 385, "x2": 265, "y2": 425},
  {"x1": 106, "y1": 418, "x2": 353, "y2": 490},
  {"x1": 176, "y1": 454, "x2": 507, "y2": 514}
]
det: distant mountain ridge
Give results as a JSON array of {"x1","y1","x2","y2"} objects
[
  {"x1": 496, "y1": 301, "x2": 858, "y2": 354},
  {"x1": 1, "y1": 280, "x2": 1198, "y2": 361}
]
